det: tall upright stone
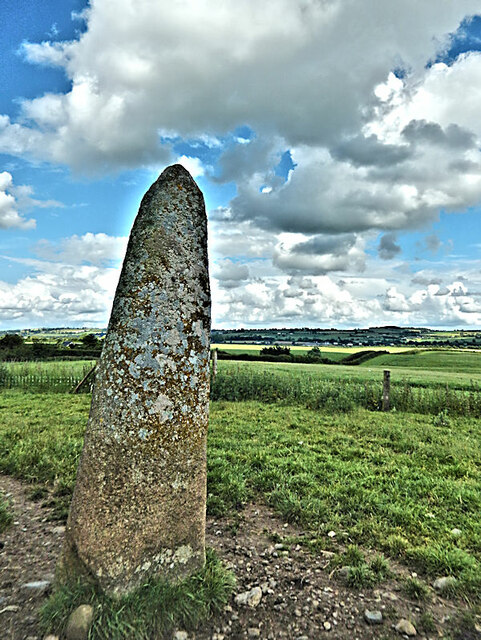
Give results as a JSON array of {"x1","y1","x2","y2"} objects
[{"x1": 58, "y1": 164, "x2": 211, "y2": 596}]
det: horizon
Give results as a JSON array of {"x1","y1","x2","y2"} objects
[
  {"x1": 2, "y1": 2, "x2": 481, "y2": 330},
  {"x1": 2, "y1": 324, "x2": 480, "y2": 334}
]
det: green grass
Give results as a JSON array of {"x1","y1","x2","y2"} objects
[
  {"x1": 0, "y1": 391, "x2": 89, "y2": 518},
  {"x1": 0, "y1": 490, "x2": 13, "y2": 533},
  {"x1": 403, "y1": 577, "x2": 431, "y2": 601},
  {"x1": 212, "y1": 361, "x2": 481, "y2": 415},
  {"x1": 0, "y1": 360, "x2": 96, "y2": 393},
  {"x1": 40, "y1": 548, "x2": 235, "y2": 640},
  {"x1": 364, "y1": 349, "x2": 481, "y2": 374},
  {"x1": 1, "y1": 391, "x2": 481, "y2": 598}
]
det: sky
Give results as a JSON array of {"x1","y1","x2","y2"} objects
[{"x1": 2, "y1": 1, "x2": 481, "y2": 330}]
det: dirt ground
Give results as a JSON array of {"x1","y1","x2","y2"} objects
[{"x1": 1, "y1": 474, "x2": 479, "y2": 640}]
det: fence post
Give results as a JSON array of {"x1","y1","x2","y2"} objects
[
  {"x1": 382, "y1": 369, "x2": 391, "y2": 411},
  {"x1": 212, "y1": 348, "x2": 218, "y2": 381}
]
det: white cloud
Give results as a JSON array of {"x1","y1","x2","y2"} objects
[
  {"x1": 273, "y1": 232, "x2": 367, "y2": 275},
  {"x1": 0, "y1": 257, "x2": 120, "y2": 326},
  {"x1": 0, "y1": 1, "x2": 479, "y2": 172},
  {"x1": 34, "y1": 232, "x2": 128, "y2": 265},
  {"x1": 213, "y1": 258, "x2": 250, "y2": 289},
  {"x1": 0, "y1": 172, "x2": 36, "y2": 230},
  {"x1": 3, "y1": 1, "x2": 481, "y2": 328}
]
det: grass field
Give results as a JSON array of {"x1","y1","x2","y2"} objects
[
  {"x1": 0, "y1": 360, "x2": 96, "y2": 392},
  {"x1": 1, "y1": 388, "x2": 481, "y2": 601}
]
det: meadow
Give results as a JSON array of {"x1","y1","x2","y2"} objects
[{"x1": 1, "y1": 348, "x2": 481, "y2": 635}]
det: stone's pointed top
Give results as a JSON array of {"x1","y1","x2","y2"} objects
[{"x1": 158, "y1": 163, "x2": 197, "y2": 185}]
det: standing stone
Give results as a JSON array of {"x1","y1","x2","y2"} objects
[{"x1": 58, "y1": 165, "x2": 211, "y2": 595}]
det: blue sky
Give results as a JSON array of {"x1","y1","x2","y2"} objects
[{"x1": 2, "y1": 1, "x2": 481, "y2": 329}]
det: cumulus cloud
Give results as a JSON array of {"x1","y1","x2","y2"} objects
[
  {"x1": 0, "y1": 0, "x2": 479, "y2": 172},
  {"x1": 0, "y1": 256, "x2": 120, "y2": 326},
  {"x1": 3, "y1": 1, "x2": 481, "y2": 328},
  {"x1": 213, "y1": 258, "x2": 250, "y2": 289},
  {"x1": 378, "y1": 233, "x2": 401, "y2": 260},
  {"x1": 0, "y1": 172, "x2": 36, "y2": 230},
  {"x1": 273, "y1": 232, "x2": 366, "y2": 275},
  {"x1": 33, "y1": 233, "x2": 128, "y2": 265}
]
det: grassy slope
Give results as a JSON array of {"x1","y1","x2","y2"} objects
[
  {"x1": 1, "y1": 391, "x2": 480, "y2": 597},
  {"x1": 363, "y1": 349, "x2": 481, "y2": 373}
]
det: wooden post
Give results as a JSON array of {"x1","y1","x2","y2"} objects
[
  {"x1": 212, "y1": 348, "x2": 218, "y2": 381},
  {"x1": 382, "y1": 369, "x2": 390, "y2": 411},
  {"x1": 72, "y1": 365, "x2": 97, "y2": 394}
]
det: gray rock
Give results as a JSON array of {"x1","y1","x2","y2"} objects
[
  {"x1": 433, "y1": 576, "x2": 457, "y2": 592},
  {"x1": 21, "y1": 580, "x2": 51, "y2": 595},
  {"x1": 364, "y1": 609, "x2": 383, "y2": 624},
  {"x1": 0, "y1": 605, "x2": 20, "y2": 613},
  {"x1": 247, "y1": 629, "x2": 260, "y2": 638},
  {"x1": 394, "y1": 618, "x2": 417, "y2": 636},
  {"x1": 43, "y1": 636, "x2": 60, "y2": 640},
  {"x1": 58, "y1": 165, "x2": 211, "y2": 596},
  {"x1": 450, "y1": 528, "x2": 462, "y2": 537},
  {"x1": 65, "y1": 604, "x2": 94, "y2": 640},
  {"x1": 174, "y1": 632, "x2": 188, "y2": 640},
  {"x1": 235, "y1": 586, "x2": 262, "y2": 608}
]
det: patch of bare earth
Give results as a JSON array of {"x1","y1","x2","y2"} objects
[{"x1": 0, "y1": 475, "x2": 477, "y2": 640}]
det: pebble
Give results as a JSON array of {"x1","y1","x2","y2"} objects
[
  {"x1": 450, "y1": 528, "x2": 462, "y2": 537},
  {"x1": 43, "y1": 636, "x2": 60, "y2": 640},
  {"x1": 21, "y1": 580, "x2": 51, "y2": 595},
  {"x1": 174, "y1": 632, "x2": 188, "y2": 640},
  {"x1": 364, "y1": 609, "x2": 383, "y2": 625},
  {"x1": 247, "y1": 628, "x2": 260, "y2": 638},
  {"x1": 323, "y1": 621, "x2": 332, "y2": 630},
  {"x1": 0, "y1": 604, "x2": 20, "y2": 613},
  {"x1": 394, "y1": 618, "x2": 417, "y2": 636},
  {"x1": 65, "y1": 604, "x2": 94, "y2": 640},
  {"x1": 327, "y1": 531, "x2": 336, "y2": 538},
  {"x1": 234, "y1": 586, "x2": 262, "y2": 608},
  {"x1": 433, "y1": 576, "x2": 457, "y2": 592}
]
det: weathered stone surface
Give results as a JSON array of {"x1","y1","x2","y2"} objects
[
  {"x1": 65, "y1": 604, "x2": 94, "y2": 640},
  {"x1": 58, "y1": 165, "x2": 211, "y2": 595},
  {"x1": 394, "y1": 618, "x2": 417, "y2": 636},
  {"x1": 235, "y1": 586, "x2": 263, "y2": 608},
  {"x1": 433, "y1": 575, "x2": 457, "y2": 592},
  {"x1": 364, "y1": 609, "x2": 383, "y2": 625}
]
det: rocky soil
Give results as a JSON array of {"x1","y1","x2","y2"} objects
[{"x1": 1, "y1": 474, "x2": 480, "y2": 640}]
